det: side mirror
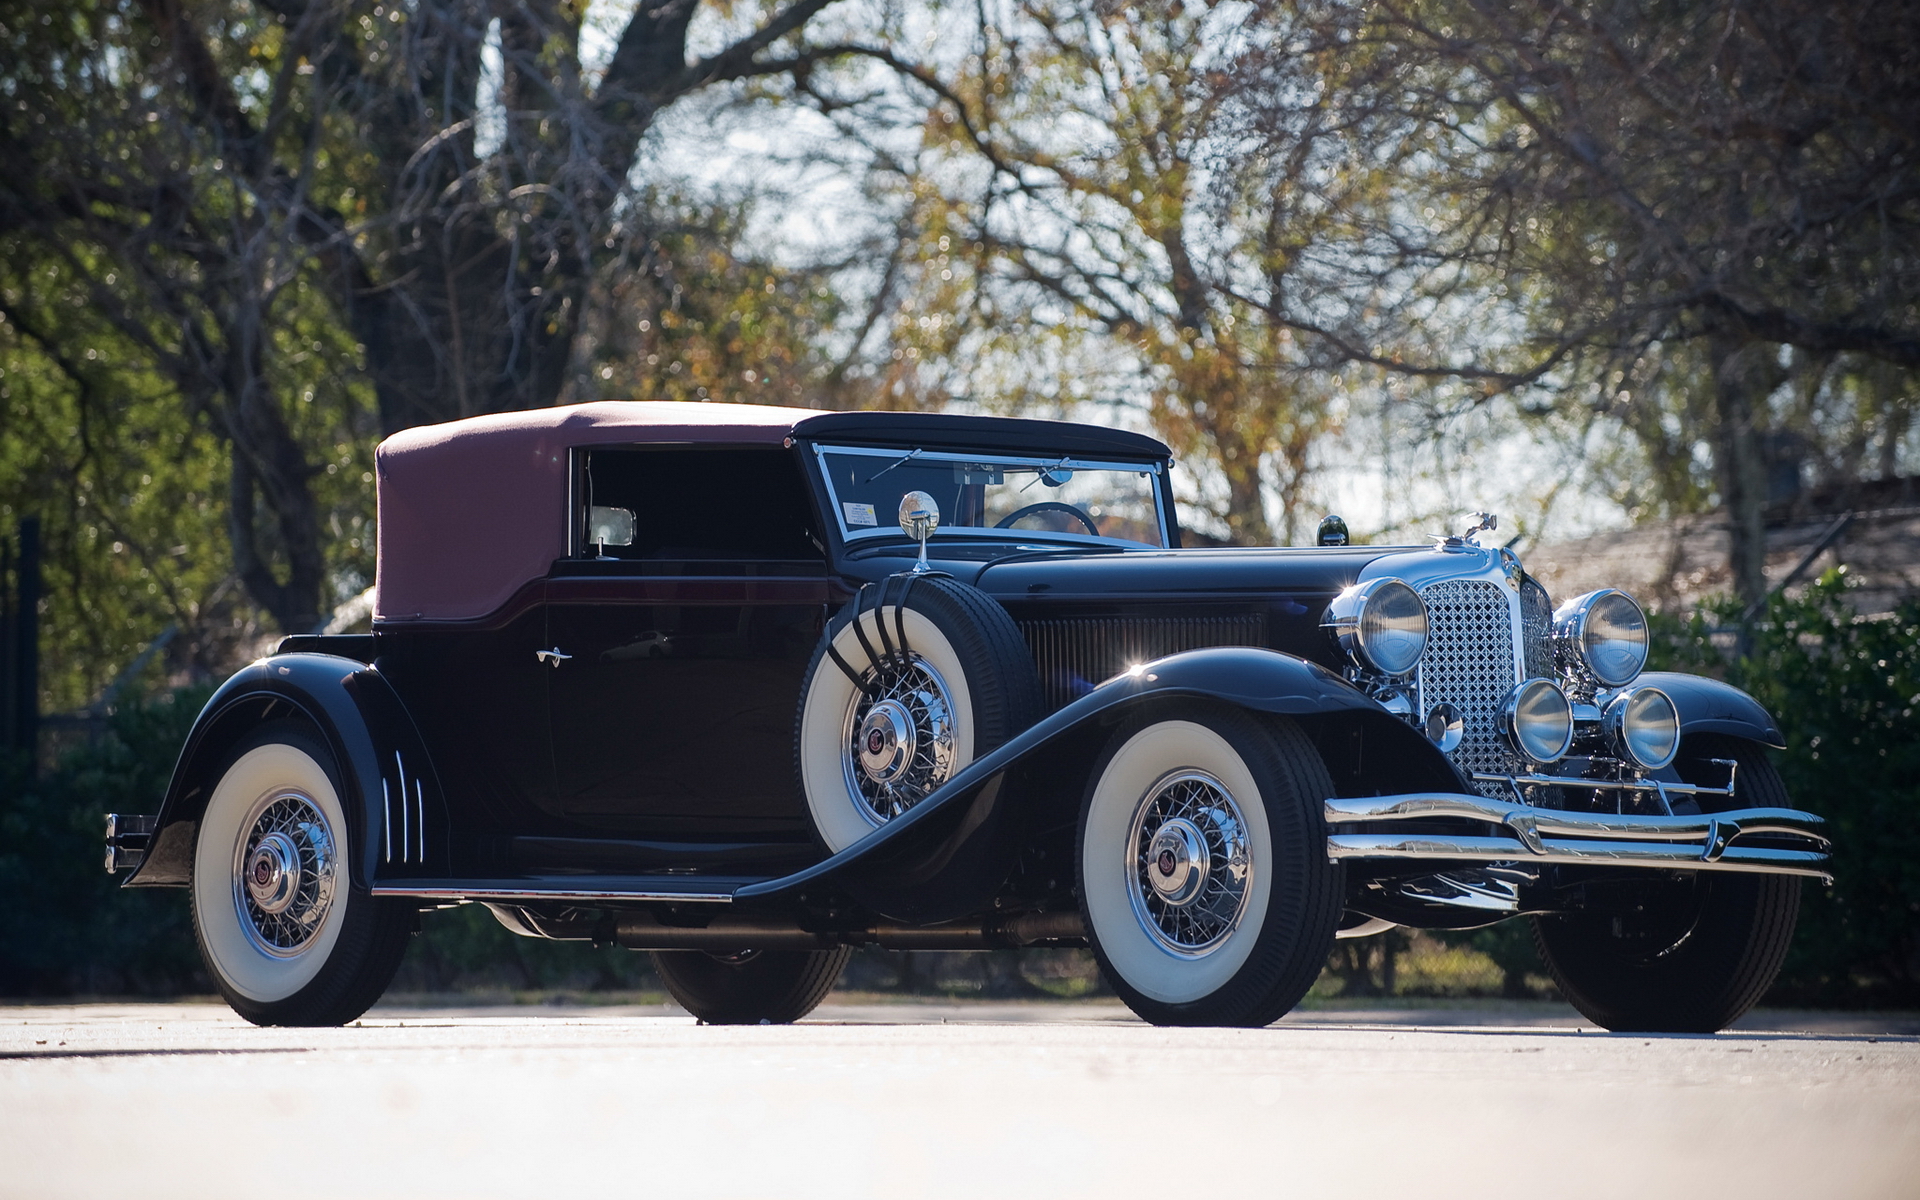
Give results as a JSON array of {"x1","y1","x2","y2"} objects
[
  {"x1": 899, "y1": 491, "x2": 939, "y2": 573},
  {"x1": 1316, "y1": 514, "x2": 1350, "y2": 546},
  {"x1": 587, "y1": 506, "x2": 635, "y2": 555}
]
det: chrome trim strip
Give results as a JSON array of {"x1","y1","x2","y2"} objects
[
  {"x1": 395, "y1": 751, "x2": 409, "y2": 863},
  {"x1": 1471, "y1": 770, "x2": 1733, "y2": 801},
  {"x1": 381, "y1": 778, "x2": 393, "y2": 863},
  {"x1": 414, "y1": 777, "x2": 426, "y2": 864},
  {"x1": 1325, "y1": 833, "x2": 1833, "y2": 880},
  {"x1": 368, "y1": 886, "x2": 736, "y2": 903}
]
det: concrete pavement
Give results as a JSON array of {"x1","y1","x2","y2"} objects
[{"x1": 4, "y1": 999, "x2": 1915, "y2": 1199}]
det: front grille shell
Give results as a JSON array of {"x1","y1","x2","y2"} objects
[{"x1": 1416, "y1": 579, "x2": 1529, "y2": 795}]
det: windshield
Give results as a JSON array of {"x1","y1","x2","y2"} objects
[{"x1": 815, "y1": 445, "x2": 1169, "y2": 548}]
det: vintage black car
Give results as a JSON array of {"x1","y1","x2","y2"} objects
[{"x1": 105, "y1": 402, "x2": 1830, "y2": 1031}]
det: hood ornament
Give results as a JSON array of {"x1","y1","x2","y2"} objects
[{"x1": 1431, "y1": 512, "x2": 1498, "y2": 554}]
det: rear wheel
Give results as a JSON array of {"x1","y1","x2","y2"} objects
[
  {"x1": 652, "y1": 947, "x2": 851, "y2": 1024},
  {"x1": 190, "y1": 722, "x2": 412, "y2": 1027},
  {"x1": 1531, "y1": 737, "x2": 1801, "y2": 1033},
  {"x1": 1077, "y1": 706, "x2": 1342, "y2": 1027}
]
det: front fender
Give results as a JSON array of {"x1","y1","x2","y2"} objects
[
  {"x1": 1639, "y1": 671, "x2": 1784, "y2": 749},
  {"x1": 125, "y1": 653, "x2": 445, "y2": 891},
  {"x1": 739, "y1": 646, "x2": 1424, "y2": 915}
]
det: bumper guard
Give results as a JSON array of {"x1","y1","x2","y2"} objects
[{"x1": 104, "y1": 813, "x2": 157, "y2": 874}]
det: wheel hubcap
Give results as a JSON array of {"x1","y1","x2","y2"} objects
[
  {"x1": 1144, "y1": 818, "x2": 1209, "y2": 906},
  {"x1": 857, "y1": 700, "x2": 918, "y2": 785},
  {"x1": 1127, "y1": 771, "x2": 1253, "y2": 956},
  {"x1": 231, "y1": 791, "x2": 337, "y2": 958},
  {"x1": 842, "y1": 651, "x2": 957, "y2": 825},
  {"x1": 245, "y1": 832, "x2": 302, "y2": 915}
]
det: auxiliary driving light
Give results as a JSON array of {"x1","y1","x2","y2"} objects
[
  {"x1": 1552, "y1": 588, "x2": 1649, "y2": 688},
  {"x1": 1605, "y1": 686, "x2": 1681, "y2": 770},
  {"x1": 1323, "y1": 578, "x2": 1429, "y2": 678},
  {"x1": 1500, "y1": 678, "x2": 1575, "y2": 764}
]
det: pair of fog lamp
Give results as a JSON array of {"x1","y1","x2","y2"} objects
[{"x1": 1325, "y1": 580, "x2": 1683, "y2": 771}]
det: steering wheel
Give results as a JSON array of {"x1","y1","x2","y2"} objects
[{"x1": 994, "y1": 501, "x2": 1100, "y2": 536}]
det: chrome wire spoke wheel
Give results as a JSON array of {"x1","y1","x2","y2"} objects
[
  {"x1": 231, "y1": 789, "x2": 339, "y2": 958},
  {"x1": 841, "y1": 653, "x2": 958, "y2": 825},
  {"x1": 1125, "y1": 770, "x2": 1253, "y2": 956}
]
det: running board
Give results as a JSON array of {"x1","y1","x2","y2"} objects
[
  {"x1": 368, "y1": 874, "x2": 758, "y2": 903},
  {"x1": 1325, "y1": 792, "x2": 1831, "y2": 882}
]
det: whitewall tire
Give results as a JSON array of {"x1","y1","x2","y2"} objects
[
  {"x1": 190, "y1": 722, "x2": 412, "y2": 1026},
  {"x1": 1078, "y1": 706, "x2": 1342, "y2": 1027}
]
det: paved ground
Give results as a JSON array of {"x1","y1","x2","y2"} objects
[{"x1": 5, "y1": 999, "x2": 1917, "y2": 1199}]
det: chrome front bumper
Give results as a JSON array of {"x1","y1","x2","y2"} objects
[{"x1": 1325, "y1": 792, "x2": 1831, "y2": 882}]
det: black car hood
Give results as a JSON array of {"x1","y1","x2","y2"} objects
[{"x1": 969, "y1": 544, "x2": 1409, "y2": 600}]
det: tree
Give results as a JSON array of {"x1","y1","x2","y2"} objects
[
  {"x1": 1220, "y1": 0, "x2": 1920, "y2": 599},
  {"x1": 794, "y1": 0, "x2": 1366, "y2": 543},
  {"x1": 1, "y1": 0, "x2": 858, "y2": 634}
]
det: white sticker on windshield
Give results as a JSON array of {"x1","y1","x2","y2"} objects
[{"x1": 843, "y1": 501, "x2": 878, "y2": 527}]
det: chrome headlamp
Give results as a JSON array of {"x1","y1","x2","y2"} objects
[
  {"x1": 1552, "y1": 588, "x2": 1649, "y2": 688},
  {"x1": 1323, "y1": 578, "x2": 1429, "y2": 678},
  {"x1": 1499, "y1": 678, "x2": 1575, "y2": 764},
  {"x1": 1604, "y1": 686, "x2": 1680, "y2": 770}
]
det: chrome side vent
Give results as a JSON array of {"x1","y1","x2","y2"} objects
[
  {"x1": 1520, "y1": 575, "x2": 1554, "y2": 680},
  {"x1": 1018, "y1": 614, "x2": 1267, "y2": 712},
  {"x1": 1417, "y1": 579, "x2": 1527, "y2": 796},
  {"x1": 384, "y1": 751, "x2": 428, "y2": 865}
]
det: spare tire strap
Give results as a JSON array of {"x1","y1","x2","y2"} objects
[{"x1": 847, "y1": 583, "x2": 886, "y2": 676}]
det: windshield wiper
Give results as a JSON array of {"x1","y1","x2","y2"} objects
[
  {"x1": 1019, "y1": 455, "x2": 1073, "y2": 492},
  {"x1": 862, "y1": 447, "x2": 923, "y2": 484}
]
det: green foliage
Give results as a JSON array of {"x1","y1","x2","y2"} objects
[
  {"x1": 1651, "y1": 570, "x2": 1920, "y2": 1004},
  {"x1": 0, "y1": 687, "x2": 212, "y2": 995}
]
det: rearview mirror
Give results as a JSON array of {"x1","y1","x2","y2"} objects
[{"x1": 587, "y1": 506, "x2": 635, "y2": 552}]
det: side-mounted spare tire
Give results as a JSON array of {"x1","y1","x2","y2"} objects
[{"x1": 796, "y1": 575, "x2": 1044, "y2": 852}]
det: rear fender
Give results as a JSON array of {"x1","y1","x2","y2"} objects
[
  {"x1": 125, "y1": 654, "x2": 445, "y2": 891},
  {"x1": 740, "y1": 646, "x2": 1447, "y2": 917}
]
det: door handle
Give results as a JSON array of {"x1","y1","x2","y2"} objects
[{"x1": 536, "y1": 648, "x2": 573, "y2": 667}]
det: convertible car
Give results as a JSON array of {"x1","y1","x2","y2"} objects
[{"x1": 104, "y1": 402, "x2": 1829, "y2": 1031}]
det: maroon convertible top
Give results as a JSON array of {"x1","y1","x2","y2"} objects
[{"x1": 374, "y1": 401, "x2": 814, "y2": 623}]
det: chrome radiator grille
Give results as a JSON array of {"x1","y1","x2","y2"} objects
[
  {"x1": 1020, "y1": 614, "x2": 1267, "y2": 712},
  {"x1": 1417, "y1": 579, "x2": 1526, "y2": 795}
]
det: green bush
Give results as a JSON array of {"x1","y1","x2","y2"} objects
[
  {"x1": 1650, "y1": 569, "x2": 1920, "y2": 1006},
  {"x1": 0, "y1": 689, "x2": 213, "y2": 995}
]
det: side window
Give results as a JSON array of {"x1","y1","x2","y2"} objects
[{"x1": 580, "y1": 446, "x2": 823, "y2": 562}]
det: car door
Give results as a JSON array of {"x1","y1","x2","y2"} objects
[
  {"x1": 539, "y1": 444, "x2": 833, "y2": 844},
  {"x1": 544, "y1": 564, "x2": 830, "y2": 838}
]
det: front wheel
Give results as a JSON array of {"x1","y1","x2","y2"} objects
[
  {"x1": 652, "y1": 947, "x2": 851, "y2": 1024},
  {"x1": 1531, "y1": 737, "x2": 1802, "y2": 1033},
  {"x1": 1077, "y1": 706, "x2": 1342, "y2": 1027},
  {"x1": 190, "y1": 722, "x2": 413, "y2": 1027}
]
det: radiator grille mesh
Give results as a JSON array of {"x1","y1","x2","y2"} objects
[
  {"x1": 1418, "y1": 579, "x2": 1526, "y2": 796},
  {"x1": 1019, "y1": 614, "x2": 1267, "y2": 711}
]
